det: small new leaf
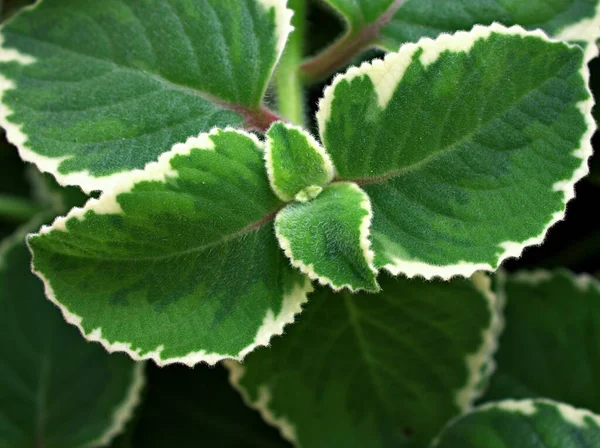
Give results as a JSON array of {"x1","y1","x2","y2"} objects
[
  {"x1": 28, "y1": 129, "x2": 312, "y2": 367},
  {"x1": 275, "y1": 182, "x2": 379, "y2": 292},
  {"x1": 265, "y1": 122, "x2": 334, "y2": 202},
  {"x1": 434, "y1": 399, "x2": 600, "y2": 448},
  {"x1": 318, "y1": 24, "x2": 595, "y2": 280},
  {"x1": 0, "y1": 0, "x2": 293, "y2": 193},
  {"x1": 227, "y1": 274, "x2": 502, "y2": 448}
]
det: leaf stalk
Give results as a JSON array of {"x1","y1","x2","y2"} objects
[{"x1": 300, "y1": 0, "x2": 407, "y2": 83}]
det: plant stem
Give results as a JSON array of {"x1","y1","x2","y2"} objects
[
  {"x1": 238, "y1": 105, "x2": 283, "y2": 133},
  {"x1": 276, "y1": 0, "x2": 307, "y2": 125},
  {"x1": 0, "y1": 194, "x2": 43, "y2": 222},
  {"x1": 300, "y1": 0, "x2": 407, "y2": 83}
]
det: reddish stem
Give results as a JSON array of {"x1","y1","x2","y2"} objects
[
  {"x1": 300, "y1": 0, "x2": 407, "y2": 83},
  {"x1": 237, "y1": 106, "x2": 283, "y2": 133}
]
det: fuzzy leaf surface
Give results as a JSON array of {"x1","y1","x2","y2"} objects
[
  {"x1": 27, "y1": 129, "x2": 311, "y2": 367},
  {"x1": 483, "y1": 270, "x2": 600, "y2": 413},
  {"x1": 227, "y1": 274, "x2": 501, "y2": 448},
  {"x1": 318, "y1": 25, "x2": 594, "y2": 279},
  {"x1": 382, "y1": 0, "x2": 600, "y2": 61},
  {"x1": 321, "y1": 0, "x2": 600, "y2": 61},
  {"x1": 275, "y1": 182, "x2": 378, "y2": 292},
  {"x1": 0, "y1": 0, "x2": 291, "y2": 192},
  {"x1": 434, "y1": 399, "x2": 600, "y2": 448},
  {"x1": 265, "y1": 122, "x2": 334, "y2": 202},
  {"x1": 0, "y1": 221, "x2": 143, "y2": 448}
]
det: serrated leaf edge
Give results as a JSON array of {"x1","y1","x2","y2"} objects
[
  {"x1": 0, "y1": 0, "x2": 293, "y2": 194},
  {"x1": 0, "y1": 0, "x2": 149, "y2": 195},
  {"x1": 33, "y1": 128, "x2": 229, "y2": 231},
  {"x1": 454, "y1": 272, "x2": 505, "y2": 411},
  {"x1": 27, "y1": 128, "x2": 313, "y2": 366},
  {"x1": 225, "y1": 360, "x2": 299, "y2": 445},
  {"x1": 556, "y1": 1, "x2": 600, "y2": 62},
  {"x1": 317, "y1": 23, "x2": 596, "y2": 281},
  {"x1": 0, "y1": 218, "x2": 146, "y2": 447},
  {"x1": 432, "y1": 398, "x2": 600, "y2": 446},
  {"x1": 224, "y1": 273, "x2": 504, "y2": 446},
  {"x1": 29, "y1": 247, "x2": 312, "y2": 367},
  {"x1": 91, "y1": 362, "x2": 146, "y2": 447},
  {"x1": 257, "y1": 0, "x2": 295, "y2": 62},
  {"x1": 265, "y1": 122, "x2": 335, "y2": 201},
  {"x1": 275, "y1": 182, "x2": 378, "y2": 293}
]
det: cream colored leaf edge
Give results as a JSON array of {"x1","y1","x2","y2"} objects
[
  {"x1": 257, "y1": 0, "x2": 295, "y2": 62},
  {"x1": 224, "y1": 272, "x2": 504, "y2": 446},
  {"x1": 510, "y1": 268, "x2": 600, "y2": 294},
  {"x1": 0, "y1": 220, "x2": 146, "y2": 447},
  {"x1": 376, "y1": 2, "x2": 600, "y2": 63},
  {"x1": 454, "y1": 272, "x2": 505, "y2": 411},
  {"x1": 556, "y1": 1, "x2": 600, "y2": 63},
  {"x1": 275, "y1": 182, "x2": 378, "y2": 293},
  {"x1": 91, "y1": 362, "x2": 146, "y2": 448},
  {"x1": 225, "y1": 360, "x2": 299, "y2": 445},
  {"x1": 264, "y1": 122, "x2": 335, "y2": 202},
  {"x1": 0, "y1": 0, "x2": 293, "y2": 194},
  {"x1": 432, "y1": 399, "x2": 600, "y2": 446},
  {"x1": 317, "y1": 23, "x2": 596, "y2": 281},
  {"x1": 27, "y1": 128, "x2": 314, "y2": 367}
]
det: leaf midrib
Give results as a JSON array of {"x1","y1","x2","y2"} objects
[
  {"x1": 338, "y1": 61, "x2": 578, "y2": 187},
  {"x1": 42, "y1": 206, "x2": 281, "y2": 262}
]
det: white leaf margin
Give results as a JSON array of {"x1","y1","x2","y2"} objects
[
  {"x1": 0, "y1": 0, "x2": 294, "y2": 194},
  {"x1": 264, "y1": 122, "x2": 335, "y2": 202},
  {"x1": 27, "y1": 128, "x2": 314, "y2": 367},
  {"x1": 0, "y1": 217, "x2": 146, "y2": 447},
  {"x1": 224, "y1": 273, "x2": 505, "y2": 445},
  {"x1": 454, "y1": 272, "x2": 505, "y2": 410},
  {"x1": 275, "y1": 181, "x2": 378, "y2": 293},
  {"x1": 316, "y1": 23, "x2": 597, "y2": 281},
  {"x1": 92, "y1": 362, "x2": 146, "y2": 447},
  {"x1": 556, "y1": 1, "x2": 600, "y2": 63},
  {"x1": 226, "y1": 359, "x2": 299, "y2": 444},
  {"x1": 510, "y1": 268, "x2": 600, "y2": 294},
  {"x1": 432, "y1": 398, "x2": 600, "y2": 447}
]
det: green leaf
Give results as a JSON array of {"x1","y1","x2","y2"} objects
[
  {"x1": 275, "y1": 182, "x2": 379, "y2": 292},
  {"x1": 27, "y1": 129, "x2": 312, "y2": 367},
  {"x1": 226, "y1": 273, "x2": 502, "y2": 448},
  {"x1": 265, "y1": 122, "x2": 334, "y2": 202},
  {"x1": 317, "y1": 24, "x2": 595, "y2": 279},
  {"x1": 482, "y1": 270, "x2": 600, "y2": 413},
  {"x1": 321, "y1": 0, "x2": 600, "y2": 62},
  {"x1": 0, "y1": 0, "x2": 292, "y2": 193},
  {"x1": 130, "y1": 364, "x2": 290, "y2": 447},
  {"x1": 433, "y1": 399, "x2": 600, "y2": 448},
  {"x1": 27, "y1": 168, "x2": 89, "y2": 215},
  {"x1": 381, "y1": 0, "x2": 600, "y2": 62},
  {"x1": 0, "y1": 219, "x2": 144, "y2": 448}
]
